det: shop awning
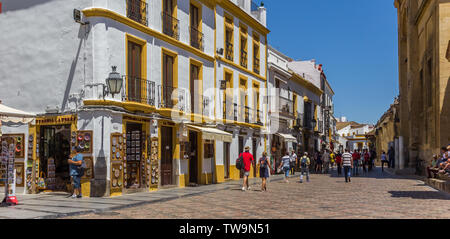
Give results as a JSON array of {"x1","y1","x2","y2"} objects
[
  {"x1": 187, "y1": 125, "x2": 233, "y2": 143},
  {"x1": 0, "y1": 103, "x2": 36, "y2": 124},
  {"x1": 275, "y1": 133, "x2": 297, "y2": 143}
]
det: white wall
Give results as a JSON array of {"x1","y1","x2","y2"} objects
[{"x1": 0, "y1": 0, "x2": 93, "y2": 114}]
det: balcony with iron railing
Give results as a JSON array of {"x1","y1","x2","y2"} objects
[
  {"x1": 158, "y1": 85, "x2": 185, "y2": 111},
  {"x1": 122, "y1": 76, "x2": 155, "y2": 106},
  {"x1": 240, "y1": 49, "x2": 248, "y2": 68},
  {"x1": 225, "y1": 42, "x2": 234, "y2": 61},
  {"x1": 222, "y1": 101, "x2": 262, "y2": 126},
  {"x1": 162, "y1": 11, "x2": 179, "y2": 40},
  {"x1": 253, "y1": 56, "x2": 260, "y2": 74},
  {"x1": 279, "y1": 97, "x2": 294, "y2": 119},
  {"x1": 190, "y1": 27, "x2": 204, "y2": 51},
  {"x1": 126, "y1": 0, "x2": 148, "y2": 26}
]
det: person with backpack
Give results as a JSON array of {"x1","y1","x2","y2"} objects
[
  {"x1": 299, "y1": 152, "x2": 311, "y2": 183},
  {"x1": 259, "y1": 152, "x2": 271, "y2": 192},
  {"x1": 342, "y1": 148, "x2": 353, "y2": 183},
  {"x1": 278, "y1": 151, "x2": 291, "y2": 183},
  {"x1": 68, "y1": 147, "x2": 85, "y2": 198},
  {"x1": 238, "y1": 146, "x2": 254, "y2": 191}
]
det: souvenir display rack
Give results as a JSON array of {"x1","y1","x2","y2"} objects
[
  {"x1": 2, "y1": 134, "x2": 25, "y2": 159},
  {"x1": 81, "y1": 156, "x2": 94, "y2": 180},
  {"x1": 46, "y1": 158, "x2": 56, "y2": 190},
  {"x1": 26, "y1": 134, "x2": 34, "y2": 192},
  {"x1": 73, "y1": 131, "x2": 93, "y2": 154},
  {"x1": 15, "y1": 162, "x2": 25, "y2": 187},
  {"x1": 150, "y1": 137, "x2": 159, "y2": 188},
  {"x1": 110, "y1": 133, "x2": 124, "y2": 195},
  {"x1": 125, "y1": 130, "x2": 142, "y2": 188}
]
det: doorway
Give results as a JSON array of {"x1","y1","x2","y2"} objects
[
  {"x1": 189, "y1": 131, "x2": 199, "y2": 184},
  {"x1": 39, "y1": 125, "x2": 71, "y2": 192},
  {"x1": 252, "y1": 138, "x2": 257, "y2": 177},
  {"x1": 161, "y1": 126, "x2": 173, "y2": 186},
  {"x1": 239, "y1": 136, "x2": 244, "y2": 178},
  {"x1": 223, "y1": 142, "x2": 230, "y2": 179}
]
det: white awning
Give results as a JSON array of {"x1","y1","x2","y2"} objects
[
  {"x1": 187, "y1": 125, "x2": 233, "y2": 143},
  {"x1": 0, "y1": 103, "x2": 36, "y2": 124},
  {"x1": 276, "y1": 133, "x2": 297, "y2": 143}
]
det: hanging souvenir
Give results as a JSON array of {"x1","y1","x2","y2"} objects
[
  {"x1": 112, "y1": 179, "x2": 117, "y2": 187},
  {"x1": 84, "y1": 133, "x2": 91, "y2": 141},
  {"x1": 116, "y1": 152, "x2": 121, "y2": 159},
  {"x1": 114, "y1": 170, "x2": 120, "y2": 178},
  {"x1": 112, "y1": 147, "x2": 116, "y2": 153},
  {"x1": 77, "y1": 134, "x2": 83, "y2": 141}
]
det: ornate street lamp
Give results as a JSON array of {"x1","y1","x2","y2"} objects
[{"x1": 105, "y1": 66, "x2": 123, "y2": 98}]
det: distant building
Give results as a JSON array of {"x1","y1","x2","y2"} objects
[
  {"x1": 373, "y1": 98, "x2": 400, "y2": 163},
  {"x1": 336, "y1": 121, "x2": 374, "y2": 152}
]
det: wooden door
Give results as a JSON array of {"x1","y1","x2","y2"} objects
[
  {"x1": 127, "y1": 41, "x2": 141, "y2": 102},
  {"x1": 161, "y1": 126, "x2": 173, "y2": 186},
  {"x1": 163, "y1": 54, "x2": 174, "y2": 108},
  {"x1": 224, "y1": 143, "x2": 230, "y2": 179},
  {"x1": 189, "y1": 131, "x2": 198, "y2": 184}
]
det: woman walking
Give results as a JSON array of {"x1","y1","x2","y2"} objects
[
  {"x1": 259, "y1": 152, "x2": 271, "y2": 192},
  {"x1": 279, "y1": 151, "x2": 291, "y2": 183}
]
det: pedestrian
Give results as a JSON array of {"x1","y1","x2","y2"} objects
[
  {"x1": 316, "y1": 150, "x2": 323, "y2": 174},
  {"x1": 330, "y1": 151, "x2": 336, "y2": 169},
  {"x1": 322, "y1": 149, "x2": 330, "y2": 174},
  {"x1": 363, "y1": 149, "x2": 370, "y2": 174},
  {"x1": 68, "y1": 147, "x2": 85, "y2": 198},
  {"x1": 299, "y1": 152, "x2": 311, "y2": 183},
  {"x1": 259, "y1": 152, "x2": 271, "y2": 192},
  {"x1": 335, "y1": 151, "x2": 343, "y2": 176},
  {"x1": 352, "y1": 149, "x2": 360, "y2": 176},
  {"x1": 278, "y1": 151, "x2": 291, "y2": 183},
  {"x1": 239, "y1": 146, "x2": 255, "y2": 191},
  {"x1": 342, "y1": 149, "x2": 353, "y2": 183},
  {"x1": 290, "y1": 149, "x2": 297, "y2": 176},
  {"x1": 381, "y1": 151, "x2": 388, "y2": 172},
  {"x1": 388, "y1": 146, "x2": 395, "y2": 168},
  {"x1": 369, "y1": 149, "x2": 377, "y2": 171}
]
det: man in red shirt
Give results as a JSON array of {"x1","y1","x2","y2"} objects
[
  {"x1": 239, "y1": 146, "x2": 255, "y2": 191},
  {"x1": 352, "y1": 150, "x2": 360, "y2": 176}
]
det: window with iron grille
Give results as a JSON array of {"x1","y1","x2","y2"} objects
[{"x1": 126, "y1": 0, "x2": 148, "y2": 26}]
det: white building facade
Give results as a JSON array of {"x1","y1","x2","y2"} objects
[{"x1": 0, "y1": 0, "x2": 268, "y2": 196}]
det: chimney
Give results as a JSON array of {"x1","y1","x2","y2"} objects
[{"x1": 258, "y1": 4, "x2": 267, "y2": 26}]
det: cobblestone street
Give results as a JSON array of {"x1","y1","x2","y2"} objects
[{"x1": 67, "y1": 168, "x2": 450, "y2": 219}]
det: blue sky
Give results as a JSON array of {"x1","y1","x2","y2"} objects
[{"x1": 260, "y1": 0, "x2": 399, "y2": 125}]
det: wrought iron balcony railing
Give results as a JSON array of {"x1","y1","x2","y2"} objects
[
  {"x1": 240, "y1": 49, "x2": 247, "y2": 68},
  {"x1": 253, "y1": 57, "x2": 260, "y2": 74},
  {"x1": 279, "y1": 96, "x2": 294, "y2": 118},
  {"x1": 225, "y1": 42, "x2": 233, "y2": 61},
  {"x1": 158, "y1": 85, "x2": 185, "y2": 110},
  {"x1": 126, "y1": 0, "x2": 148, "y2": 26},
  {"x1": 190, "y1": 27, "x2": 204, "y2": 51},
  {"x1": 123, "y1": 76, "x2": 155, "y2": 106},
  {"x1": 162, "y1": 11, "x2": 179, "y2": 40}
]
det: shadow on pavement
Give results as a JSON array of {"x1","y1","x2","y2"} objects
[
  {"x1": 325, "y1": 167, "x2": 407, "y2": 180},
  {"x1": 388, "y1": 191, "x2": 450, "y2": 200}
]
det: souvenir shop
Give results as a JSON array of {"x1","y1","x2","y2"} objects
[{"x1": 29, "y1": 115, "x2": 94, "y2": 194}]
